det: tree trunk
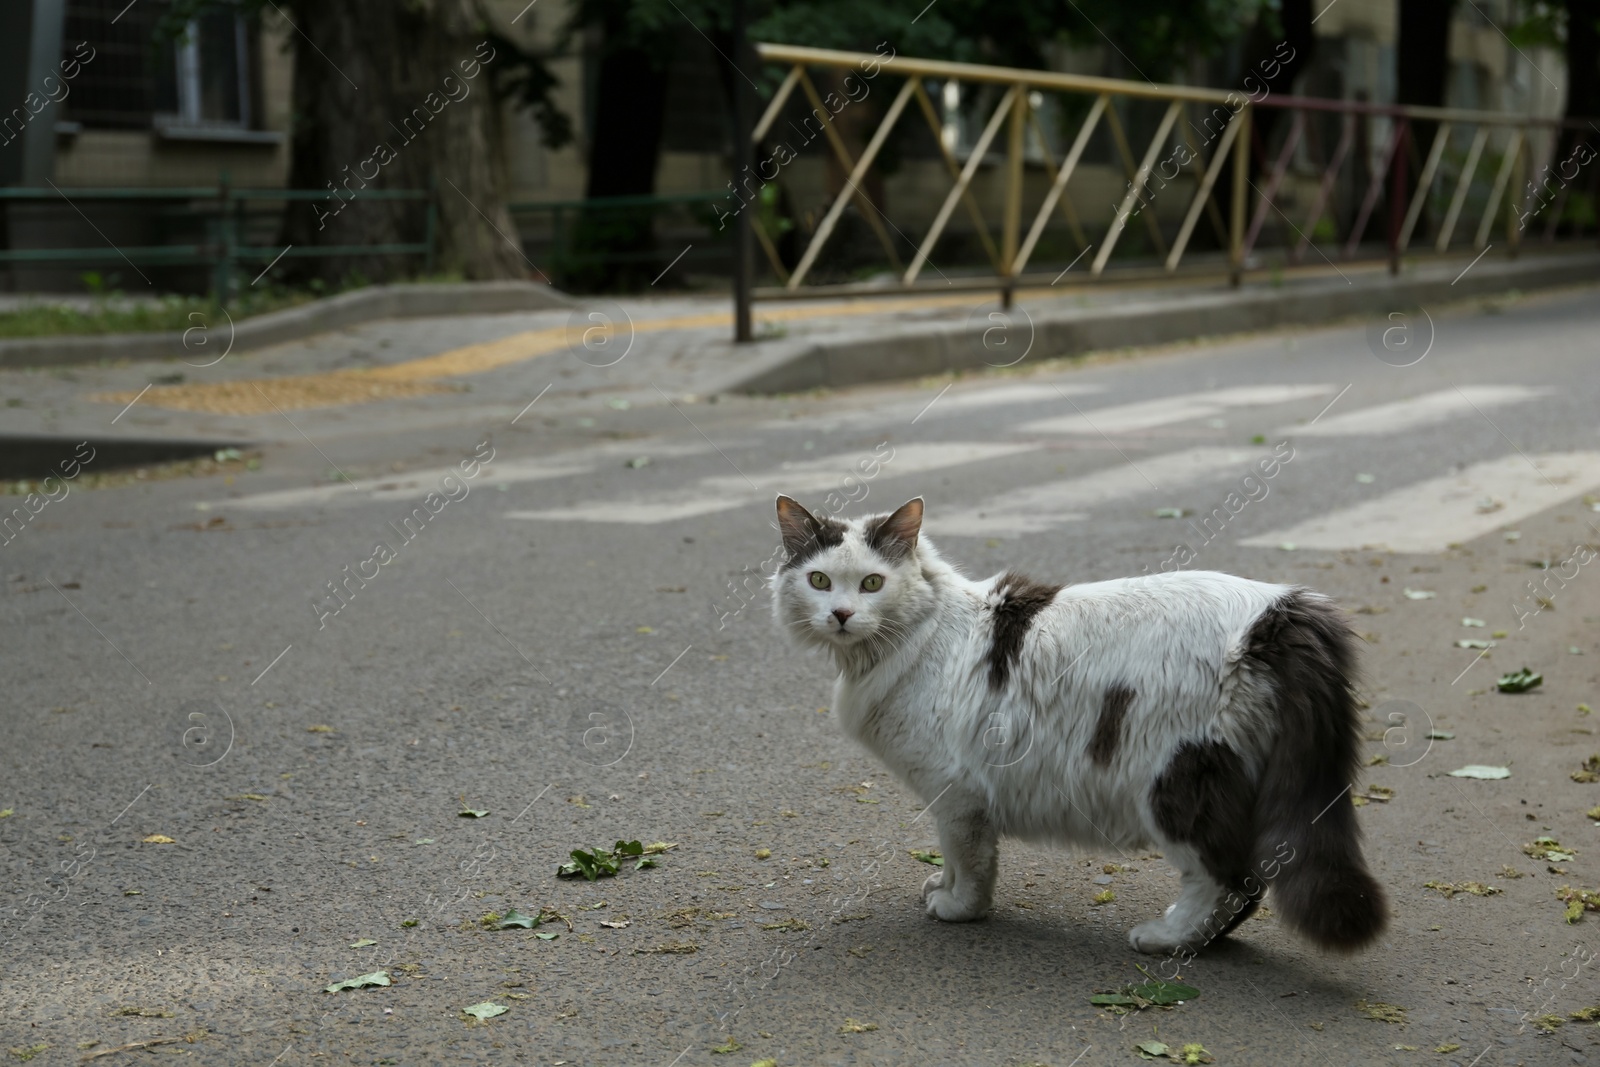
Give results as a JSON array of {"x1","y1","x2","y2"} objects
[
  {"x1": 563, "y1": 11, "x2": 670, "y2": 291},
  {"x1": 1563, "y1": 0, "x2": 1600, "y2": 159},
  {"x1": 275, "y1": 0, "x2": 524, "y2": 285},
  {"x1": 1213, "y1": 0, "x2": 1317, "y2": 252},
  {"x1": 1396, "y1": 0, "x2": 1456, "y2": 237}
]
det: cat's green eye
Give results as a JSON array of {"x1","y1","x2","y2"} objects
[
  {"x1": 861, "y1": 574, "x2": 884, "y2": 592},
  {"x1": 808, "y1": 571, "x2": 831, "y2": 590}
]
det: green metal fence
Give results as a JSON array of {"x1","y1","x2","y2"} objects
[
  {"x1": 0, "y1": 178, "x2": 436, "y2": 304},
  {"x1": 510, "y1": 191, "x2": 731, "y2": 289}
]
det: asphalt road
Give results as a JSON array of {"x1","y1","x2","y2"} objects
[{"x1": 5, "y1": 284, "x2": 1600, "y2": 1067}]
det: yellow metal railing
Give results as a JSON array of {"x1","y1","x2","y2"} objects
[{"x1": 746, "y1": 42, "x2": 1595, "y2": 298}]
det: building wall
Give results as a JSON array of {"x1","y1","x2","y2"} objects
[{"x1": 51, "y1": 4, "x2": 293, "y2": 188}]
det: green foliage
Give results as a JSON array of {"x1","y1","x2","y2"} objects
[
  {"x1": 753, "y1": 0, "x2": 1266, "y2": 79},
  {"x1": 1507, "y1": 0, "x2": 1566, "y2": 49},
  {"x1": 557, "y1": 840, "x2": 648, "y2": 881}
]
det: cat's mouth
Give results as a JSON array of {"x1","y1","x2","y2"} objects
[{"x1": 825, "y1": 621, "x2": 861, "y2": 642}]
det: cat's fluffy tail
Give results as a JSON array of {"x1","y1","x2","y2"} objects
[{"x1": 1249, "y1": 590, "x2": 1388, "y2": 952}]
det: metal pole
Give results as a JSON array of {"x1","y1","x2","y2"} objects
[
  {"x1": 1388, "y1": 120, "x2": 1408, "y2": 276},
  {"x1": 1001, "y1": 84, "x2": 1025, "y2": 308},
  {"x1": 731, "y1": 0, "x2": 754, "y2": 343},
  {"x1": 1228, "y1": 105, "x2": 1250, "y2": 287}
]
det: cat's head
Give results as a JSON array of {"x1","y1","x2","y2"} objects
[{"x1": 771, "y1": 495, "x2": 930, "y2": 657}]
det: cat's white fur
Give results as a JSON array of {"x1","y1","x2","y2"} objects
[{"x1": 772, "y1": 495, "x2": 1384, "y2": 955}]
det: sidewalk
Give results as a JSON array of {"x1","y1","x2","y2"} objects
[{"x1": 0, "y1": 250, "x2": 1594, "y2": 463}]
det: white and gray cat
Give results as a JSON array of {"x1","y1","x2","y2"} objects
[{"x1": 772, "y1": 494, "x2": 1386, "y2": 955}]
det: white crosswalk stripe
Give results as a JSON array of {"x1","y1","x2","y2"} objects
[
  {"x1": 935, "y1": 446, "x2": 1269, "y2": 537},
  {"x1": 1018, "y1": 384, "x2": 1334, "y2": 434},
  {"x1": 1279, "y1": 385, "x2": 1551, "y2": 437},
  {"x1": 1240, "y1": 452, "x2": 1600, "y2": 553},
  {"x1": 219, "y1": 441, "x2": 709, "y2": 512},
  {"x1": 759, "y1": 382, "x2": 1104, "y2": 432},
  {"x1": 507, "y1": 441, "x2": 1037, "y2": 525}
]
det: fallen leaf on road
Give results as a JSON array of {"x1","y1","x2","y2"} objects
[
  {"x1": 1571, "y1": 1006, "x2": 1600, "y2": 1021},
  {"x1": 458, "y1": 809, "x2": 488, "y2": 818},
  {"x1": 1524, "y1": 837, "x2": 1576, "y2": 862},
  {"x1": 559, "y1": 840, "x2": 648, "y2": 881},
  {"x1": 110, "y1": 1007, "x2": 173, "y2": 1018},
  {"x1": 1572, "y1": 755, "x2": 1600, "y2": 783},
  {"x1": 709, "y1": 1037, "x2": 741, "y2": 1054},
  {"x1": 141, "y1": 835, "x2": 175, "y2": 844},
  {"x1": 1130, "y1": 978, "x2": 1200, "y2": 1006},
  {"x1": 536, "y1": 932, "x2": 559, "y2": 940},
  {"x1": 348, "y1": 939, "x2": 377, "y2": 948},
  {"x1": 1092, "y1": 889, "x2": 1115, "y2": 905},
  {"x1": 1497, "y1": 668, "x2": 1542, "y2": 693},
  {"x1": 489, "y1": 908, "x2": 541, "y2": 930},
  {"x1": 1153, "y1": 508, "x2": 1187, "y2": 519},
  {"x1": 306, "y1": 725, "x2": 334, "y2": 733},
  {"x1": 1556, "y1": 885, "x2": 1596, "y2": 923},
  {"x1": 1456, "y1": 639, "x2": 1494, "y2": 649},
  {"x1": 761, "y1": 918, "x2": 809, "y2": 932},
  {"x1": 1448, "y1": 765, "x2": 1510, "y2": 779},
  {"x1": 0, "y1": 809, "x2": 13, "y2": 818},
  {"x1": 1426, "y1": 730, "x2": 1455, "y2": 740},
  {"x1": 325, "y1": 972, "x2": 390, "y2": 993},
  {"x1": 1461, "y1": 618, "x2": 1486, "y2": 627},
  {"x1": 635, "y1": 941, "x2": 698, "y2": 954},
  {"x1": 838, "y1": 1019, "x2": 877, "y2": 1034},
  {"x1": 1423, "y1": 881, "x2": 1501, "y2": 899},
  {"x1": 1436, "y1": 1042, "x2": 1462, "y2": 1053},
  {"x1": 909, "y1": 849, "x2": 944, "y2": 866},
  {"x1": 1586, "y1": 806, "x2": 1600, "y2": 821},
  {"x1": 1403, "y1": 588, "x2": 1436, "y2": 599},
  {"x1": 1355, "y1": 999, "x2": 1407, "y2": 1023},
  {"x1": 462, "y1": 1002, "x2": 506, "y2": 1020},
  {"x1": 598, "y1": 919, "x2": 631, "y2": 929}
]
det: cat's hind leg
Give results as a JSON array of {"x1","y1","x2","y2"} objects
[
  {"x1": 1128, "y1": 843, "x2": 1258, "y2": 954},
  {"x1": 922, "y1": 805, "x2": 997, "y2": 922}
]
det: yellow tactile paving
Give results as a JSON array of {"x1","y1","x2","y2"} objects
[{"x1": 89, "y1": 291, "x2": 993, "y2": 415}]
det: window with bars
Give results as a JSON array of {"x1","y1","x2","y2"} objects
[{"x1": 60, "y1": 0, "x2": 257, "y2": 132}]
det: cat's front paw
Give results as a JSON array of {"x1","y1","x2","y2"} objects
[
  {"x1": 920, "y1": 871, "x2": 944, "y2": 901},
  {"x1": 1128, "y1": 918, "x2": 1193, "y2": 955},
  {"x1": 924, "y1": 885, "x2": 988, "y2": 922}
]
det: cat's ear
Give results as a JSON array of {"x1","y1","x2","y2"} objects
[
  {"x1": 867, "y1": 497, "x2": 923, "y2": 560},
  {"x1": 776, "y1": 494, "x2": 824, "y2": 559}
]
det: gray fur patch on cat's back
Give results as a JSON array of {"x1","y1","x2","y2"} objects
[
  {"x1": 984, "y1": 571, "x2": 1063, "y2": 690},
  {"x1": 1089, "y1": 684, "x2": 1136, "y2": 766}
]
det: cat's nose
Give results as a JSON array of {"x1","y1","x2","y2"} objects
[{"x1": 832, "y1": 608, "x2": 855, "y2": 625}]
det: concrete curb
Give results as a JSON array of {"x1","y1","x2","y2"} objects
[
  {"x1": 0, "y1": 280, "x2": 573, "y2": 370},
  {"x1": 725, "y1": 254, "x2": 1600, "y2": 394},
  {"x1": 0, "y1": 433, "x2": 252, "y2": 480}
]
